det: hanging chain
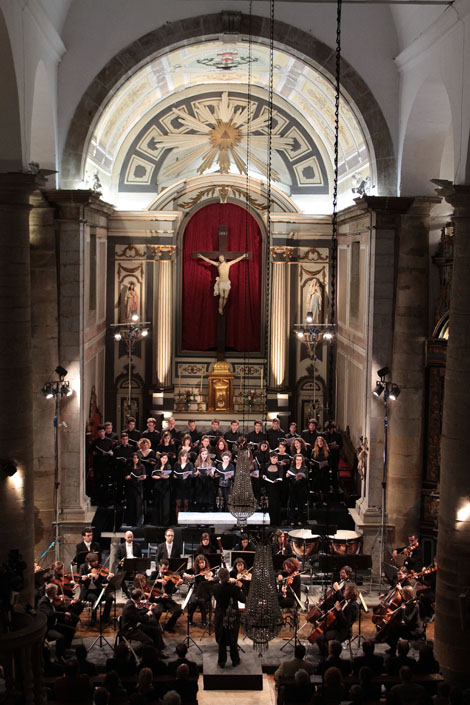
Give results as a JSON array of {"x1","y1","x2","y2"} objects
[
  {"x1": 328, "y1": 0, "x2": 342, "y2": 420},
  {"x1": 242, "y1": 0, "x2": 254, "y2": 434},
  {"x1": 263, "y1": 0, "x2": 275, "y2": 426}
]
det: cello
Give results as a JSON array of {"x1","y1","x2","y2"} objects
[
  {"x1": 374, "y1": 597, "x2": 418, "y2": 643},
  {"x1": 308, "y1": 599, "x2": 345, "y2": 644}
]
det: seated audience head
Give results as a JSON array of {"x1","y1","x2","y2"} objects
[
  {"x1": 358, "y1": 666, "x2": 373, "y2": 685},
  {"x1": 137, "y1": 667, "x2": 154, "y2": 692},
  {"x1": 397, "y1": 639, "x2": 410, "y2": 656},
  {"x1": 362, "y1": 639, "x2": 375, "y2": 655},
  {"x1": 324, "y1": 666, "x2": 343, "y2": 687},
  {"x1": 175, "y1": 642, "x2": 188, "y2": 658},
  {"x1": 64, "y1": 659, "x2": 80, "y2": 678},
  {"x1": 399, "y1": 666, "x2": 413, "y2": 683},
  {"x1": 103, "y1": 670, "x2": 122, "y2": 691},
  {"x1": 329, "y1": 640, "x2": 342, "y2": 658},
  {"x1": 176, "y1": 663, "x2": 190, "y2": 680},
  {"x1": 114, "y1": 642, "x2": 131, "y2": 660},
  {"x1": 93, "y1": 688, "x2": 110, "y2": 705},
  {"x1": 295, "y1": 668, "x2": 310, "y2": 685},
  {"x1": 163, "y1": 692, "x2": 182, "y2": 705},
  {"x1": 349, "y1": 685, "x2": 363, "y2": 704},
  {"x1": 75, "y1": 644, "x2": 88, "y2": 661},
  {"x1": 294, "y1": 643, "x2": 306, "y2": 660}
]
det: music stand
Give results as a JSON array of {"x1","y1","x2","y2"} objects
[
  {"x1": 229, "y1": 551, "x2": 255, "y2": 569},
  {"x1": 106, "y1": 571, "x2": 127, "y2": 627},
  {"x1": 88, "y1": 587, "x2": 114, "y2": 653},
  {"x1": 168, "y1": 557, "x2": 188, "y2": 573},
  {"x1": 318, "y1": 554, "x2": 372, "y2": 574},
  {"x1": 181, "y1": 584, "x2": 202, "y2": 653},
  {"x1": 122, "y1": 558, "x2": 151, "y2": 573},
  {"x1": 272, "y1": 554, "x2": 287, "y2": 571},
  {"x1": 201, "y1": 553, "x2": 222, "y2": 570}
]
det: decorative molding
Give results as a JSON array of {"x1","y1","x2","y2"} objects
[
  {"x1": 271, "y1": 246, "x2": 295, "y2": 261},
  {"x1": 177, "y1": 363, "x2": 207, "y2": 376},
  {"x1": 115, "y1": 244, "x2": 146, "y2": 259},
  {"x1": 298, "y1": 247, "x2": 329, "y2": 262},
  {"x1": 178, "y1": 185, "x2": 267, "y2": 211}
]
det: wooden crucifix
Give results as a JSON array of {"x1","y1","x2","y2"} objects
[{"x1": 192, "y1": 224, "x2": 252, "y2": 359}]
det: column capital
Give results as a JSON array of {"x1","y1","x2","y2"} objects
[
  {"x1": 0, "y1": 172, "x2": 45, "y2": 206},
  {"x1": 45, "y1": 188, "x2": 115, "y2": 219},
  {"x1": 439, "y1": 185, "x2": 470, "y2": 215}
]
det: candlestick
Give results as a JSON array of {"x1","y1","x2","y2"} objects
[
  {"x1": 260, "y1": 366, "x2": 263, "y2": 390},
  {"x1": 200, "y1": 369, "x2": 203, "y2": 394}
]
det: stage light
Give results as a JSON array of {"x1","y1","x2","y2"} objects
[
  {"x1": 114, "y1": 332, "x2": 122, "y2": 341},
  {"x1": 373, "y1": 381, "x2": 384, "y2": 397},
  {"x1": 297, "y1": 329, "x2": 304, "y2": 339},
  {"x1": 141, "y1": 328, "x2": 149, "y2": 337},
  {"x1": 131, "y1": 313, "x2": 139, "y2": 322},
  {"x1": 457, "y1": 501, "x2": 470, "y2": 522},
  {"x1": 306, "y1": 311, "x2": 313, "y2": 323},
  {"x1": 389, "y1": 384, "x2": 401, "y2": 400},
  {"x1": 324, "y1": 331, "x2": 333, "y2": 341},
  {"x1": 377, "y1": 366, "x2": 390, "y2": 378},
  {"x1": 55, "y1": 365, "x2": 68, "y2": 378},
  {"x1": 1, "y1": 460, "x2": 17, "y2": 477},
  {"x1": 41, "y1": 382, "x2": 54, "y2": 399}
]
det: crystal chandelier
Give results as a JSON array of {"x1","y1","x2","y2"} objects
[
  {"x1": 227, "y1": 448, "x2": 257, "y2": 527},
  {"x1": 242, "y1": 540, "x2": 283, "y2": 654}
]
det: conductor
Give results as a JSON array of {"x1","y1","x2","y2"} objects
[{"x1": 212, "y1": 567, "x2": 246, "y2": 668}]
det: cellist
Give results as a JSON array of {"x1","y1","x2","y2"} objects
[
  {"x1": 314, "y1": 583, "x2": 359, "y2": 656},
  {"x1": 380, "y1": 585, "x2": 424, "y2": 656}
]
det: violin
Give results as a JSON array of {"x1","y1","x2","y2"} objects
[
  {"x1": 280, "y1": 570, "x2": 300, "y2": 598},
  {"x1": 236, "y1": 569, "x2": 252, "y2": 581},
  {"x1": 403, "y1": 541, "x2": 419, "y2": 556},
  {"x1": 411, "y1": 564, "x2": 437, "y2": 580}
]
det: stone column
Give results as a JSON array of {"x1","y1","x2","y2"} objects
[
  {"x1": 387, "y1": 197, "x2": 440, "y2": 545},
  {"x1": 434, "y1": 185, "x2": 470, "y2": 685},
  {"x1": 270, "y1": 253, "x2": 289, "y2": 388},
  {"x1": 156, "y1": 256, "x2": 173, "y2": 388},
  {"x1": 0, "y1": 172, "x2": 42, "y2": 603}
]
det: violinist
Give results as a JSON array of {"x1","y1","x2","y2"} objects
[
  {"x1": 229, "y1": 558, "x2": 251, "y2": 596},
  {"x1": 330, "y1": 565, "x2": 353, "y2": 598},
  {"x1": 78, "y1": 552, "x2": 114, "y2": 625},
  {"x1": 277, "y1": 557, "x2": 301, "y2": 608},
  {"x1": 133, "y1": 573, "x2": 155, "y2": 603},
  {"x1": 315, "y1": 582, "x2": 359, "y2": 655},
  {"x1": 415, "y1": 557, "x2": 437, "y2": 620},
  {"x1": 381, "y1": 585, "x2": 423, "y2": 655},
  {"x1": 50, "y1": 561, "x2": 84, "y2": 621},
  {"x1": 392, "y1": 534, "x2": 423, "y2": 573},
  {"x1": 183, "y1": 554, "x2": 215, "y2": 626},
  {"x1": 121, "y1": 588, "x2": 166, "y2": 651},
  {"x1": 37, "y1": 583, "x2": 76, "y2": 662},
  {"x1": 150, "y1": 558, "x2": 184, "y2": 633}
]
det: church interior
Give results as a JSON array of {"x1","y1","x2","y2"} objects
[{"x1": 1, "y1": 0, "x2": 470, "y2": 700}]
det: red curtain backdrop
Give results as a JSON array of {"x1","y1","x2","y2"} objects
[{"x1": 182, "y1": 203, "x2": 262, "y2": 352}]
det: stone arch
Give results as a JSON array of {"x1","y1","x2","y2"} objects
[
  {"x1": 30, "y1": 60, "x2": 56, "y2": 170},
  {"x1": 400, "y1": 77, "x2": 453, "y2": 196},
  {"x1": 61, "y1": 12, "x2": 395, "y2": 195},
  {"x1": 0, "y1": 9, "x2": 22, "y2": 171}
]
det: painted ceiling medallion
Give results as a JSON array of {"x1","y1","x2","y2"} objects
[
  {"x1": 150, "y1": 92, "x2": 293, "y2": 180},
  {"x1": 197, "y1": 50, "x2": 257, "y2": 70}
]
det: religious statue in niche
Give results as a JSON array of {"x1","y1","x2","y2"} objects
[
  {"x1": 118, "y1": 280, "x2": 140, "y2": 323},
  {"x1": 197, "y1": 252, "x2": 249, "y2": 314},
  {"x1": 306, "y1": 277, "x2": 322, "y2": 323}
]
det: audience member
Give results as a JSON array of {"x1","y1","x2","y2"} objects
[
  {"x1": 317, "y1": 640, "x2": 352, "y2": 677},
  {"x1": 102, "y1": 670, "x2": 129, "y2": 704},
  {"x1": 168, "y1": 643, "x2": 199, "y2": 679},
  {"x1": 54, "y1": 659, "x2": 92, "y2": 704},
  {"x1": 347, "y1": 685, "x2": 364, "y2": 705},
  {"x1": 130, "y1": 667, "x2": 157, "y2": 704},
  {"x1": 313, "y1": 666, "x2": 346, "y2": 705},
  {"x1": 352, "y1": 639, "x2": 384, "y2": 676},
  {"x1": 281, "y1": 668, "x2": 316, "y2": 705},
  {"x1": 75, "y1": 644, "x2": 97, "y2": 676},
  {"x1": 173, "y1": 664, "x2": 199, "y2": 704},
  {"x1": 388, "y1": 666, "x2": 427, "y2": 705},
  {"x1": 162, "y1": 692, "x2": 182, "y2": 705},
  {"x1": 385, "y1": 640, "x2": 417, "y2": 676},
  {"x1": 432, "y1": 682, "x2": 451, "y2": 705},
  {"x1": 414, "y1": 642, "x2": 439, "y2": 675},
  {"x1": 94, "y1": 688, "x2": 110, "y2": 705},
  {"x1": 358, "y1": 666, "x2": 381, "y2": 702},
  {"x1": 138, "y1": 645, "x2": 169, "y2": 677},
  {"x1": 106, "y1": 642, "x2": 138, "y2": 677},
  {"x1": 274, "y1": 643, "x2": 315, "y2": 684}
]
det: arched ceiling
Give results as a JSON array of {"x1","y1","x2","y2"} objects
[{"x1": 85, "y1": 40, "x2": 373, "y2": 212}]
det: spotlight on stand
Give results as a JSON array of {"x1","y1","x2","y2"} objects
[
  {"x1": 297, "y1": 329, "x2": 304, "y2": 339},
  {"x1": 141, "y1": 328, "x2": 149, "y2": 337},
  {"x1": 110, "y1": 318, "x2": 152, "y2": 411},
  {"x1": 114, "y1": 332, "x2": 122, "y2": 341},
  {"x1": 389, "y1": 383, "x2": 401, "y2": 401},
  {"x1": 306, "y1": 311, "x2": 313, "y2": 323},
  {"x1": 55, "y1": 365, "x2": 68, "y2": 378},
  {"x1": 373, "y1": 381, "x2": 384, "y2": 397},
  {"x1": 131, "y1": 313, "x2": 139, "y2": 322},
  {"x1": 377, "y1": 366, "x2": 390, "y2": 379}
]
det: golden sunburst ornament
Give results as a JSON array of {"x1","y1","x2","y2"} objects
[{"x1": 152, "y1": 92, "x2": 293, "y2": 180}]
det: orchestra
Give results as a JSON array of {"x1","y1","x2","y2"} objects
[{"x1": 31, "y1": 417, "x2": 441, "y2": 674}]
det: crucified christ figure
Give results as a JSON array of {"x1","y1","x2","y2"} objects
[{"x1": 198, "y1": 252, "x2": 248, "y2": 314}]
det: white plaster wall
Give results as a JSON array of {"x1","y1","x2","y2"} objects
[{"x1": 396, "y1": 0, "x2": 470, "y2": 192}]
